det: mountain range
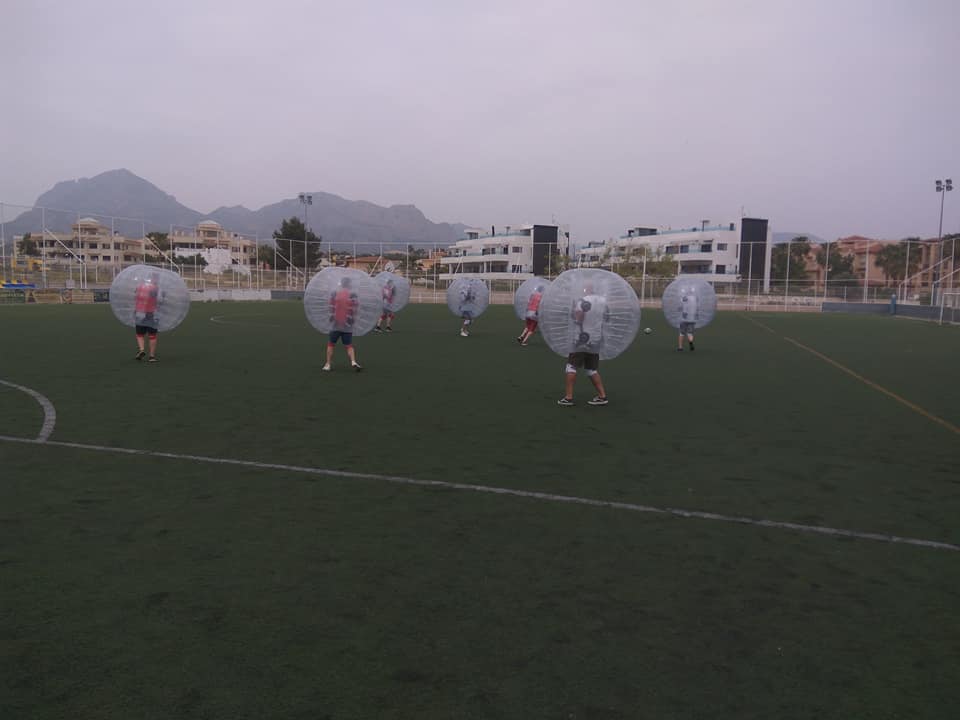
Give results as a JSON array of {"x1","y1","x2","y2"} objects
[{"x1": 0, "y1": 169, "x2": 468, "y2": 249}]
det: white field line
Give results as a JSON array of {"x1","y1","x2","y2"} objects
[
  {"x1": 0, "y1": 380, "x2": 56, "y2": 442},
  {"x1": 209, "y1": 314, "x2": 281, "y2": 328},
  {"x1": 0, "y1": 432, "x2": 957, "y2": 553}
]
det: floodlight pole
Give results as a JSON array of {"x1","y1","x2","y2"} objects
[
  {"x1": 933, "y1": 178, "x2": 953, "y2": 305},
  {"x1": 299, "y1": 193, "x2": 312, "y2": 289}
]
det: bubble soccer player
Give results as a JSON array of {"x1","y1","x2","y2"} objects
[
  {"x1": 134, "y1": 271, "x2": 162, "y2": 362},
  {"x1": 110, "y1": 265, "x2": 191, "y2": 364},
  {"x1": 559, "y1": 280, "x2": 610, "y2": 405},
  {"x1": 539, "y1": 268, "x2": 641, "y2": 408},
  {"x1": 661, "y1": 278, "x2": 717, "y2": 353},
  {"x1": 678, "y1": 289, "x2": 699, "y2": 351},
  {"x1": 373, "y1": 272, "x2": 410, "y2": 333},
  {"x1": 325, "y1": 275, "x2": 363, "y2": 372},
  {"x1": 516, "y1": 279, "x2": 547, "y2": 346},
  {"x1": 457, "y1": 282, "x2": 477, "y2": 336},
  {"x1": 375, "y1": 276, "x2": 397, "y2": 332}
]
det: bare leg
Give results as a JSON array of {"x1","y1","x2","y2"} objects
[
  {"x1": 149, "y1": 335, "x2": 158, "y2": 357},
  {"x1": 677, "y1": 333, "x2": 684, "y2": 350},
  {"x1": 346, "y1": 346, "x2": 357, "y2": 364},
  {"x1": 564, "y1": 371, "x2": 576, "y2": 400},
  {"x1": 589, "y1": 373, "x2": 606, "y2": 399},
  {"x1": 136, "y1": 334, "x2": 145, "y2": 352},
  {"x1": 325, "y1": 344, "x2": 334, "y2": 367}
]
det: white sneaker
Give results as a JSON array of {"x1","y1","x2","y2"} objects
[
  {"x1": 322, "y1": 364, "x2": 331, "y2": 371},
  {"x1": 460, "y1": 330, "x2": 469, "y2": 337}
]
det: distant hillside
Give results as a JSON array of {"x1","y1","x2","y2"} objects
[{"x1": 1, "y1": 169, "x2": 468, "y2": 249}]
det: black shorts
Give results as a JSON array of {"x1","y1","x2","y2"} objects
[
  {"x1": 328, "y1": 330, "x2": 353, "y2": 346},
  {"x1": 135, "y1": 324, "x2": 158, "y2": 337},
  {"x1": 567, "y1": 352, "x2": 599, "y2": 371}
]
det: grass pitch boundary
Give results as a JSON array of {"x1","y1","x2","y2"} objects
[
  {"x1": 740, "y1": 314, "x2": 960, "y2": 436},
  {"x1": 1, "y1": 430, "x2": 956, "y2": 553}
]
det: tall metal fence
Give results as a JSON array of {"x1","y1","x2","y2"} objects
[{"x1": 3, "y1": 201, "x2": 958, "y2": 310}]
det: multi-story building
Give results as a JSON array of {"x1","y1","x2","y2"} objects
[
  {"x1": 438, "y1": 224, "x2": 569, "y2": 280},
  {"x1": 169, "y1": 220, "x2": 257, "y2": 274},
  {"x1": 577, "y1": 218, "x2": 772, "y2": 287},
  {"x1": 36, "y1": 217, "x2": 145, "y2": 265}
]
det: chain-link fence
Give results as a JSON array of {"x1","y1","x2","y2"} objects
[{"x1": 3, "y1": 202, "x2": 957, "y2": 309}]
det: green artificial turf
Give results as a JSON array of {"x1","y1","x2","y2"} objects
[{"x1": 1, "y1": 302, "x2": 958, "y2": 719}]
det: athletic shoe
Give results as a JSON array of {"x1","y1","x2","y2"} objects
[
  {"x1": 460, "y1": 330, "x2": 469, "y2": 337},
  {"x1": 385, "y1": 327, "x2": 393, "y2": 332},
  {"x1": 516, "y1": 336, "x2": 523, "y2": 344},
  {"x1": 689, "y1": 342, "x2": 695, "y2": 351},
  {"x1": 676, "y1": 347, "x2": 684, "y2": 352},
  {"x1": 557, "y1": 397, "x2": 574, "y2": 406},
  {"x1": 147, "y1": 356, "x2": 158, "y2": 363},
  {"x1": 588, "y1": 396, "x2": 609, "y2": 406},
  {"x1": 135, "y1": 350, "x2": 146, "y2": 361},
  {"x1": 521, "y1": 341, "x2": 529, "y2": 346},
  {"x1": 374, "y1": 326, "x2": 383, "y2": 333},
  {"x1": 352, "y1": 362, "x2": 363, "y2": 372},
  {"x1": 322, "y1": 364, "x2": 331, "y2": 372}
]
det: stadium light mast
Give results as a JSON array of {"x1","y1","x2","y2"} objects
[
  {"x1": 934, "y1": 178, "x2": 953, "y2": 304},
  {"x1": 298, "y1": 193, "x2": 312, "y2": 289}
]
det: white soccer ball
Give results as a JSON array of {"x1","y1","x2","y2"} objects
[{"x1": 643, "y1": 327, "x2": 652, "y2": 335}]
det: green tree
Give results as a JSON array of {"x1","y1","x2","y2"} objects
[
  {"x1": 273, "y1": 217, "x2": 321, "y2": 271},
  {"x1": 549, "y1": 249, "x2": 577, "y2": 276},
  {"x1": 816, "y1": 243, "x2": 855, "y2": 278},
  {"x1": 146, "y1": 231, "x2": 169, "y2": 252},
  {"x1": 642, "y1": 246, "x2": 677, "y2": 277},
  {"x1": 770, "y1": 237, "x2": 811, "y2": 280},
  {"x1": 873, "y1": 239, "x2": 921, "y2": 285},
  {"x1": 257, "y1": 243, "x2": 275, "y2": 268},
  {"x1": 174, "y1": 254, "x2": 207, "y2": 267},
  {"x1": 17, "y1": 233, "x2": 39, "y2": 257}
]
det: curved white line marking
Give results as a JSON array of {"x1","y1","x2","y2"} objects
[
  {"x1": 0, "y1": 433, "x2": 955, "y2": 552},
  {"x1": 0, "y1": 380, "x2": 56, "y2": 442},
  {"x1": 210, "y1": 314, "x2": 281, "y2": 328}
]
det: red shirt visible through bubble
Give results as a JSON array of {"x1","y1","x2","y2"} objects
[
  {"x1": 331, "y1": 288, "x2": 357, "y2": 326},
  {"x1": 135, "y1": 283, "x2": 159, "y2": 313}
]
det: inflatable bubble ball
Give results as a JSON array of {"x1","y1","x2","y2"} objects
[
  {"x1": 446, "y1": 277, "x2": 490, "y2": 320},
  {"x1": 661, "y1": 278, "x2": 717, "y2": 330},
  {"x1": 513, "y1": 277, "x2": 551, "y2": 321},
  {"x1": 110, "y1": 265, "x2": 190, "y2": 332},
  {"x1": 304, "y1": 267, "x2": 381, "y2": 336},
  {"x1": 374, "y1": 271, "x2": 411, "y2": 314},
  {"x1": 538, "y1": 268, "x2": 641, "y2": 360}
]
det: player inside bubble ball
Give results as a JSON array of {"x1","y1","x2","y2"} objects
[
  {"x1": 375, "y1": 276, "x2": 396, "y2": 333},
  {"x1": 458, "y1": 282, "x2": 478, "y2": 337},
  {"x1": 324, "y1": 276, "x2": 363, "y2": 372},
  {"x1": 558, "y1": 281, "x2": 609, "y2": 406},
  {"x1": 677, "y1": 289, "x2": 698, "y2": 352},
  {"x1": 134, "y1": 271, "x2": 163, "y2": 363},
  {"x1": 516, "y1": 283, "x2": 544, "y2": 346}
]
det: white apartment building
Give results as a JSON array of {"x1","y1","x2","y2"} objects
[
  {"x1": 169, "y1": 220, "x2": 257, "y2": 275},
  {"x1": 439, "y1": 223, "x2": 569, "y2": 280},
  {"x1": 577, "y1": 218, "x2": 772, "y2": 287}
]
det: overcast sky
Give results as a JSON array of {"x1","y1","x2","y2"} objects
[{"x1": 2, "y1": 0, "x2": 958, "y2": 242}]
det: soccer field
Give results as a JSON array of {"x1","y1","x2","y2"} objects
[{"x1": 2, "y1": 302, "x2": 958, "y2": 719}]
